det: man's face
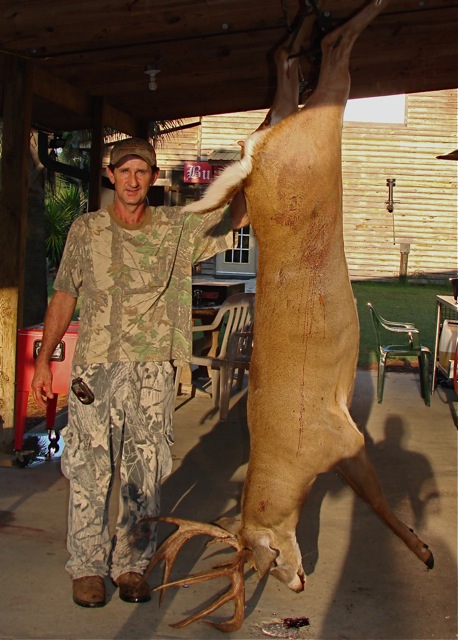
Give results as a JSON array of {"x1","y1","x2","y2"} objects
[{"x1": 107, "y1": 155, "x2": 157, "y2": 208}]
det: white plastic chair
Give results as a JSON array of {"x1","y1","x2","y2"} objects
[{"x1": 175, "y1": 293, "x2": 255, "y2": 420}]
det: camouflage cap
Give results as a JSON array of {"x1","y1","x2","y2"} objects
[{"x1": 110, "y1": 137, "x2": 156, "y2": 167}]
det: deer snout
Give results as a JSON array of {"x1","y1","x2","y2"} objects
[
  {"x1": 242, "y1": 529, "x2": 306, "y2": 592},
  {"x1": 271, "y1": 563, "x2": 306, "y2": 592},
  {"x1": 288, "y1": 568, "x2": 306, "y2": 592}
]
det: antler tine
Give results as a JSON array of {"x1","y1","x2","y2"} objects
[
  {"x1": 155, "y1": 549, "x2": 250, "y2": 632},
  {"x1": 141, "y1": 517, "x2": 239, "y2": 605}
]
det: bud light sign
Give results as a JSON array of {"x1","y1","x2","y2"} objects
[{"x1": 183, "y1": 161, "x2": 213, "y2": 184}]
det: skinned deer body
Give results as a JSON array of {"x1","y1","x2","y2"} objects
[{"x1": 144, "y1": 1, "x2": 433, "y2": 630}]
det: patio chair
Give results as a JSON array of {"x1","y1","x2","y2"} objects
[
  {"x1": 175, "y1": 293, "x2": 255, "y2": 420},
  {"x1": 367, "y1": 302, "x2": 431, "y2": 406}
]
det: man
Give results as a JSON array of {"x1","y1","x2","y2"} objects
[{"x1": 31, "y1": 137, "x2": 248, "y2": 608}]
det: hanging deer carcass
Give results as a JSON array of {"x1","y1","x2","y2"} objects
[{"x1": 143, "y1": 0, "x2": 433, "y2": 631}]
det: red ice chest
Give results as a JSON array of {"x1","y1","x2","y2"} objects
[{"x1": 14, "y1": 322, "x2": 79, "y2": 451}]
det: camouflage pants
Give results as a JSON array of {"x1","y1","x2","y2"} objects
[{"x1": 60, "y1": 361, "x2": 175, "y2": 581}]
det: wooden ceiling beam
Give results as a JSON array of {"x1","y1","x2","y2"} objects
[
  {"x1": 31, "y1": 65, "x2": 140, "y2": 135},
  {"x1": 0, "y1": 0, "x2": 287, "y2": 55},
  {"x1": 1, "y1": 2, "x2": 457, "y2": 130}
]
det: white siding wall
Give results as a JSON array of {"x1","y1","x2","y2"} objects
[
  {"x1": 155, "y1": 89, "x2": 457, "y2": 282},
  {"x1": 342, "y1": 89, "x2": 457, "y2": 280}
]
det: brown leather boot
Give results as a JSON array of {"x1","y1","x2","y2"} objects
[
  {"x1": 116, "y1": 572, "x2": 151, "y2": 603},
  {"x1": 72, "y1": 575, "x2": 106, "y2": 608}
]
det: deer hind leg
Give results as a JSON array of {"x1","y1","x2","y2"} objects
[
  {"x1": 321, "y1": 0, "x2": 389, "y2": 58},
  {"x1": 308, "y1": 0, "x2": 389, "y2": 106},
  {"x1": 335, "y1": 450, "x2": 434, "y2": 569},
  {"x1": 258, "y1": 9, "x2": 311, "y2": 128},
  {"x1": 261, "y1": 0, "x2": 389, "y2": 128}
]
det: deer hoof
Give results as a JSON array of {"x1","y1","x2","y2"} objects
[{"x1": 424, "y1": 550, "x2": 434, "y2": 570}]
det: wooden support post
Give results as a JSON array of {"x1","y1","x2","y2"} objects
[
  {"x1": 0, "y1": 56, "x2": 33, "y2": 446},
  {"x1": 88, "y1": 96, "x2": 106, "y2": 212},
  {"x1": 135, "y1": 119, "x2": 150, "y2": 139}
]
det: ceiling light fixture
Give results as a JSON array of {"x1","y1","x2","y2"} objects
[{"x1": 144, "y1": 65, "x2": 161, "y2": 91}]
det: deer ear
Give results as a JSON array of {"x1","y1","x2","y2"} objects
[{"x1": 252, "y1": 544, "x2": 278, "y2": 579}]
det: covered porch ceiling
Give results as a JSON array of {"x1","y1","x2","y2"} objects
[{"x1": 0, "y1": 0, "x2": 457, "y2": 135}]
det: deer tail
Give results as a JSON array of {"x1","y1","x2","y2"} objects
[{"x1": 182, "y1": 129, "x2": 267, "y2": 215}]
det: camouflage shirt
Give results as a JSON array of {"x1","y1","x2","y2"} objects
[{"x1": 54, "y1": 204, "x2": 235, "y2": 366}]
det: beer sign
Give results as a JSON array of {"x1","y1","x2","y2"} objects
[{"x1": 183, "y1": 161, "x2": 213, "y2": 184}]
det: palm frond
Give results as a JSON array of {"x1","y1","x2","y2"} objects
[{"x1": 45, "y1": 178, "x2": 87, "y2": 269}]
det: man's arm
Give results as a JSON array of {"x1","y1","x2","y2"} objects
[
  {"x1": 31, "y1": 290, "x2": 77, "y2": 410},
  {"x1": 230, "y1": 189, "x2": 250, "y2": 229}
]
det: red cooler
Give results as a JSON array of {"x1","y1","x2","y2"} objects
[{"x1": 14, "y1": 322, "x2": 79, "y2": 452}]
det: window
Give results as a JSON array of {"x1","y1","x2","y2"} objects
[
  {"x1": 344, "y1": 94, "x2": 406, "y2": 124},
  {"x1": 224, "y1": 226, "x2": 250, "y2": 264},
  {"x1": 216, "y1": 225, "x2": 257, "y2": 276}
]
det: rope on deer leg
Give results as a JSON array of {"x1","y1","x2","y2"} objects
[
  {"x1": 299, "y1": 80, "x2": 313, "y2": 100},
  {"x1": 283, "y1": 0, "x2": 316, "y2": 32}
]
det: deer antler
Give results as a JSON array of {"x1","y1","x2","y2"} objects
[
  {"x1": 142, "y1": 516, "x2": 249, "y2": 631},
  {"x1": 155, "y1": 549, "x2": 250, "y2": 631}
]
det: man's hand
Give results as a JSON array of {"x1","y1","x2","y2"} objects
[
  {"x1": 30, "y1": 290, "x2": 77, "y2": 410},
  {"x1": 31, "y1": 360, "x2": 54, "y2": 411}
]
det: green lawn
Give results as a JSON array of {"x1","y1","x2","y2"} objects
[{"x1": 352, "y1": 280, "x2": 447, "y2": 367}]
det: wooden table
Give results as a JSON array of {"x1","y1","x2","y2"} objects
[
  {"x1": 192, "y1": 280, "x2": 245, "y2": 307},
  {"x1": 431, "y1": 294, "x2": 458, "y2": 392},
  {"x1": 192, "y1": 305, "x2": 221, "y2": 322}
]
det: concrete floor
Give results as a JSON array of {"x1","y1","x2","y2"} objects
[{"x1": 0, "y1": 369, "x2": 456, "y2": 640}]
